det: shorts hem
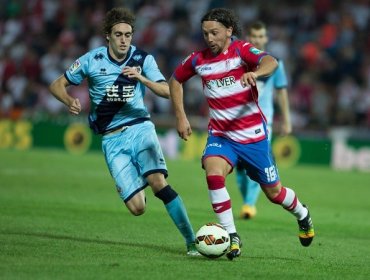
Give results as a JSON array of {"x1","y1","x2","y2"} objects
[
  {"x1": 124, "y1": 184, "x2": 149, "y2": 203},
  {"x1": 260, "y1": 181, "x2": 280, "y2": 188},
  {"x1": 143, "y1": 169, "x2": 168, "y2": 179}
]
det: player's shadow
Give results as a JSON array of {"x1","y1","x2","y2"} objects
[{"x1": 1, "y1": 230, "x2": 182, "y2": 256}]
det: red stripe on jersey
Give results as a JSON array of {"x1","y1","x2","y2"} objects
[
  {"x1": 201, "y1": 65, "x2": 246, "y2": 81},
  {"x1": 207, "y1": 91, "x2": 255, "y2": 110},
  {"x1": 209, "y1": 113, "x2": 262, "y2": 132},
  {"x1": 211, "y1": 131, "x2": 266, "y2": 144}
]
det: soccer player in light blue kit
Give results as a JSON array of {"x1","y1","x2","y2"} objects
[
  {"x1": 49, "y1": 7, "x2": 199, "y2": 255},
  {"x1": 237, "y1": 21, "x2": 292, "y2": 219}
]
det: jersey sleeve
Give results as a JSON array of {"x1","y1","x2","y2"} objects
[
  {"x1": 64, "y1": 52, "x2": 90, "y2": 85},
  {"x1": 142, "y1": 54, "x2": 166, "y2": 82},
  {"x1": 239, "y1": 42, "x2": 269, "y2": 71},
  {"x1": 274, "y1": 60, "x2": 288, "y2": 89},
  {"x1": 173, "y1": 52, "x2": 197, "y2": 83}
]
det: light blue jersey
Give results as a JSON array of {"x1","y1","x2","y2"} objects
[
  {"x1": 65, "y1": 45, "x2": 168, "y2": 201},
  {"x1": 65, "y1": 45, "x2": 166, "y2": 134},
  {"x1": 256, "y1": 59, "x2": 288, "y2": 127}
]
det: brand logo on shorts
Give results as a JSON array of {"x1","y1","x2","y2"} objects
[
  {"x1": 206, "y1": 143, "x2": 222, "y2": 148},
  {"x1": 255, "y1": 128, "x2": 261, "y2": 134}
]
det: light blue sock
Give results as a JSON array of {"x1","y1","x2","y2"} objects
[
  {"x1": 155, "y1": 185, "x2": 195, "y2": 245},
  {"x1": 165, "y1": 196, "x2": 195, "y2": 245},
  {"x1": 244, "y1": 176, "x2": 261, "y2": 206},
  {"x1": 236, "y1": 168, "x2": 261, "y2": 206},
  {"x1": 236, "y1": 168, "x2": 247, "y2": 202}
]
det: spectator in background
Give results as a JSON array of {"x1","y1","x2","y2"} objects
[{"x1": 0, "y1": 0, "x2": 368, "y2": 130}]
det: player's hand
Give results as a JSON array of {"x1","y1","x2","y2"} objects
[
  {"x1": 241, "y1": 72, "x2": 258, "y2": 87},
  {"x1": 123, "y1": 66, "x2": 143, "y2": 81},
  {"x1": 69, "y1": 98, "x2": 81, "y2": 115},
  {"x1": 176, "y1": 117, "x2": 192, "y2": 141}
]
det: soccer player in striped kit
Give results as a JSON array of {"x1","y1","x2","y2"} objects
[{"x1": 169, "y1": 8, "x2": 314, "y2": 260}]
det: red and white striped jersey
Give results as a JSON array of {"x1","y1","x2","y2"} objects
[{"x1": 174, "y1": 39, "x2": 269, "y2": 144}]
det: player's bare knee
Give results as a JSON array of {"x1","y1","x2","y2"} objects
[
  {"x1": 261, "y1": 183, "x2": 282, "y2": 202},
  {"x1": 127, "y1": 204, "x2": 146, "y2": 216},
  {"x1": 147, "y1": 173, "x2": 167, "y2": 192}
]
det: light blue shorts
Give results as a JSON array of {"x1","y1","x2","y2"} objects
[{"x1": 102, "y1": 121, "x2": 167, "y2": 202}]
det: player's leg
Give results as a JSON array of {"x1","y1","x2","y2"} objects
[
  {"x1": 102, "y1": 131, "x2": 148, "y2": 216},
  {"x1": 237, "y1": 126, "x2": 273, "y2": 219},
  {"x1": 239, "y1": 138, "x2": 314, "y2": 246},
  {"x1": 262, "y1": 182, "x2": 314, "y2": 246},
  {"x1": 236, "y1": 164, "x2": 259, "y2": 219},
  {"x1": 135, "y1": 121, "x2": 197, "y2": 254},
  {"x1": 202, "y1": 135, "x2": 241, "y2": 260},
  {"x1": 125, "y1": 190, "x2": 146, "y2": 216},
  {"x1": 145, "y1": 173, "x2": 198, "y2": 255}
]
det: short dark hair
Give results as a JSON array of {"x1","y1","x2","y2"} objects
[
  {"x1": 248, "y1": 21, "x2": 267, "y2": 35},
  {"x1": 201, "y1": 8, "x2": 242, "y2": 38},
  {"x1": 103, "y1": 7, "x2": 135, "y2": 35}
]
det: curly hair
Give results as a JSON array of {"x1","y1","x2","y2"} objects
[
  {"x1": 103, "y1": 7, "x2": 136, "y2": 35},
  {"x1": 201, "y1": 8, "x2": 242, "y2": 38}
]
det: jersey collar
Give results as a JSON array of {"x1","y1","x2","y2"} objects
[{"x1": 107, "y1": 46, "x2": 132, "y2": 66}]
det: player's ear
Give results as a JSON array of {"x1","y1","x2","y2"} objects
[
  {"x1": 226, "y1": 27, "x2": 233, "y2": 38},
  {"x1": 105, "y1": 33, "x2": 110, "y2": 42}
]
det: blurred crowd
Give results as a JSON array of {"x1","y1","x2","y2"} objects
[{"x1": 0, "y1": 0, "x2": 369, "y2": 131}]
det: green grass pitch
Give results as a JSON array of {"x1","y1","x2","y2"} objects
[{"x1": 1, "y1": 148, "x2": 370, "y2": 279}]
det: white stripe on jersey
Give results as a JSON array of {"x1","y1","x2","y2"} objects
[
  {"x1": 210, "y1": 103, "x2": 260, "y2": 121},
  {"x1": 212, "y1": 123, "x2": 265, "y2": 142},
  {"x1": 195, "y1": 56, "x2": 243, "y2": 76},
  {"x1": 204, "y1": 80, "x2": 251, "y2": 99}
]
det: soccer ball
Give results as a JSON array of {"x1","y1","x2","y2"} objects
[{"x1": 195, "y1": 223, "x2": 230, "y2": 258}]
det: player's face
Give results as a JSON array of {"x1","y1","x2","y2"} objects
[
  {"x1": 202, "y1": 21, "x2": 233, "y2": 55},
  {"x1": 248, "y1": 28, "x2": 268, "y2": 50},
  {"x1": 107, "y1": 23, "x2": 133, "y2": 61}
]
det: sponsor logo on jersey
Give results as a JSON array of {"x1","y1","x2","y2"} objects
[
  {"x1": 249, "y1": 47, "x2": 263, "y2": 55},
  {"x1": 105, "y1": 84, "x2": 135, "y2": 102},
  {"x1": 69, "y1": 60, "x2": 81, "y2": 73},
  {"x1": 132, "y1": 54, "x2": 142, "y2": 61},
  {"x1": 205, "y1": 76, "x2": 236, "y2": 89}
]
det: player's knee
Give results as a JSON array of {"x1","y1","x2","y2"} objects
[
  {"x1": 128, "y1": 204, "x2": 146, "y2": 216},
  {"x1": 147, "y1": 173, "x2": 166, "y2": 192},
  {"x1": 261, "y1": 182, "x2": 282, "y2": 202},
  {"x1": 125, "y1": 192, "x2": 146, "y2": 216}
]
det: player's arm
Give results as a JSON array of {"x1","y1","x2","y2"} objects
[
  {"x1": 241, "y1": 55, "x2": 278, "y2": 87},
  {"x1": 122, "y1": 67, "x2": 169, "y2": 98},
  {"x1": 276, "y1": 88, "x2": 292, "y2": 135},
  {"x1": 169, "y1": 76, "x2": 192, "y2": 141},
  {"x1": 49, "y1": 75, "x2": 81, "y2": 115}
]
